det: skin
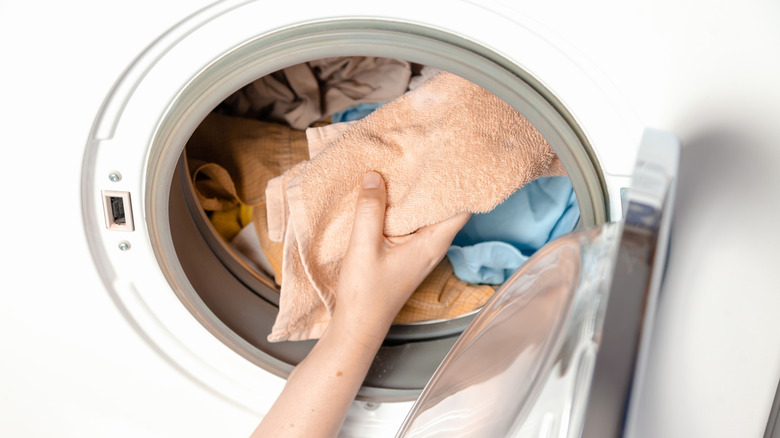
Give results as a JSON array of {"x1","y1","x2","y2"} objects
[{"x1": 251, "y1": 171, "x2": 470, "y2": 438}]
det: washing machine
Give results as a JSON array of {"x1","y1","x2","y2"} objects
[{"x1": 2, "y1": 0, "x2": 780, "y2": 437}]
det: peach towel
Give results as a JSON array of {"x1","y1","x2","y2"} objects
[
  {"x1": 185, "y1": 112, "x2": 497, "y2": 324},
  {"x1": 266, "y1": 72, "x2": 565, "y2": 342}
]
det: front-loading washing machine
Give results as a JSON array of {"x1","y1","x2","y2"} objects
[{"x1": 2, "y1": 0, "x2": 780, "y2": 437}]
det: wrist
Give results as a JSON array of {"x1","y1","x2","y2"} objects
[{"x1": 329, "y1": 306, "x2": 392, "y2": 352}]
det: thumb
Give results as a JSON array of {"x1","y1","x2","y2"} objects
[
  {"x1": 411, "y1": 212, "x2": 471, "y2": 259},
  {"x1": 348, "y1": 172, "x2": 387, "y2": 253}
]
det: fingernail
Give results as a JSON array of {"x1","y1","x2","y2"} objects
[{"x1": 363, "y1": 172, "x2": 381, "y2": 189}]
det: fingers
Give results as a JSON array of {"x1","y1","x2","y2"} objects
[
  {"x1": 348, "y1": 172, "x2": 387, "y2": 253},
  {"x1": 348, "y1": 171, "x2": 468, "y2": 262},
  {"x1": 413, "y1": 212, "x2": 471, "y2": 254}
]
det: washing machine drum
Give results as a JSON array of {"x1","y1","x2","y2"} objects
[{"x1": 81, "y1": 0, "x2": 647, "y2": 423}]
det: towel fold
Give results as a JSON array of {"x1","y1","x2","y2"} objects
[{"x1": 267, "y1": 72, "x2": 566, "y2": 342}]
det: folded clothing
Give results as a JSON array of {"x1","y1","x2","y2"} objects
[
  {"x1": 447, "y1": 176, "x2": 579, "y2": 284},
  {"x1": 216, "y1": 57, "x2": 411, "y2": 130},
  {"x1": 266, "y1": 71, "x2": 566, "y2": 342}
]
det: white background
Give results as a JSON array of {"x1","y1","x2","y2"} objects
[{"x1": 1, "y1": 0, "x2": 779, "y2": 436}]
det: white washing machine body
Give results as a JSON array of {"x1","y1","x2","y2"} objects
[{"x1": 2, "y1": 1, "x2": 779, "y2": 437}]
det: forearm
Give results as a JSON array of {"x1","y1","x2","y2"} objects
[
  {"x1": 251, "y1": 313, "x2": 388, "y2": 438},
  {"x1": 251, "y1": 172, "x2": 468, "y2": 437}
]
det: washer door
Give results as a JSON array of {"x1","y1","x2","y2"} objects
[
  {"x1": 397, "y1": 129, "x2": 680, "y2": 437},
  {"x1": 80, "y1": 0, "x2": 643, "y2": 429}
]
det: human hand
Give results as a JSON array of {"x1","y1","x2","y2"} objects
[
  {"x1": 253, "y1": 172, "x2": 468, "y2": 438},
  {"x1": 332, "y1": 171, "x2": 470, "y2": 346}
]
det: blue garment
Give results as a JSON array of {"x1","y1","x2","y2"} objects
[
  {"x1": 446, "y1": 176, "x2": 579, "y2": 285},
  {"x1": 330, "y1": 102, "x2": 385, "y2": 123}
]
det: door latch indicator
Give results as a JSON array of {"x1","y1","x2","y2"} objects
[{"x1": 101, "y1": 190, "x2": 134, "y2": 232}]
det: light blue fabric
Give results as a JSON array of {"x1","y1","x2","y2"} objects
[
  {"x1": 330, "y1": 102, "x2": 385, "y2": 123},
  {"x1": 446, "y1": 176, "x2": 579, "y2": 285},
  {"x1": 445, "y1": 241, "x2": 531, "y2": 286}
]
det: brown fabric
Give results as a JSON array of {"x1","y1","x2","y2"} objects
[
  {"x1": 266, "y1": 72, "x2": 566, "y2": 342},
  {"x1": 186, "y1": 113, "x2": 311, "y2": 285},
  {"x1": 217, "y1": 57, "x2": 412, "y2": 130},
  {"x1": 393, "y1": 259, "x2": 497, "y2": 324}
]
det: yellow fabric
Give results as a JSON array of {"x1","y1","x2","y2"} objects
[
  {"x1": 209, "y1": 204, "x2": 254, "y2": 242},
  {"x1": 185, "y1": 112, "x2": 496, "y2": 325}
]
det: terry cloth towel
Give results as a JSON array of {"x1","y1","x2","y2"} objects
[
  {"x1": 216, "y1": 57, "x2": 412, "y2": 130},
  {"x1": 265, "y1": 71, "x2": 566, "y2": 342},
  {"x1": 447, "y1": 176, "x2": 580, "y2": 285},
  {"x1": 267, "y1": 117, "x2": 497, "y2": 329},
  {"x1": 314, "y1": 99, "x2": 580, "y2": 287},
  {"x1": 186, "y1": 112, "x2": 496, "y2": 325}
]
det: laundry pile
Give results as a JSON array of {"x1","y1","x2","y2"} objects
[{"x1": 185, "y1": 57, "x2": 579, "y2": 342}]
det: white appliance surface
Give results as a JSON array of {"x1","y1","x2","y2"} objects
[{"x1": 1, "y1": 1, "x2": 779, "y2": 437}]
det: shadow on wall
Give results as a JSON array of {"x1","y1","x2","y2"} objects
[
  {"x1": 662, "y1": 124, "x2": 780, "y2": 307},
  {"x1": 631, "y1": 121, "x2": 780, "y2": 438},
  {"x1": 669, "y1": 125, "x2": 779, "y2": 269},
  {"x1": 678, "y1": 129, "x2": 772, "y2": 213}
]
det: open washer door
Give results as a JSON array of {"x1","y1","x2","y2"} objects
[{"x1": 397, "y1": 128, "x2": 680, "y2": 438}]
